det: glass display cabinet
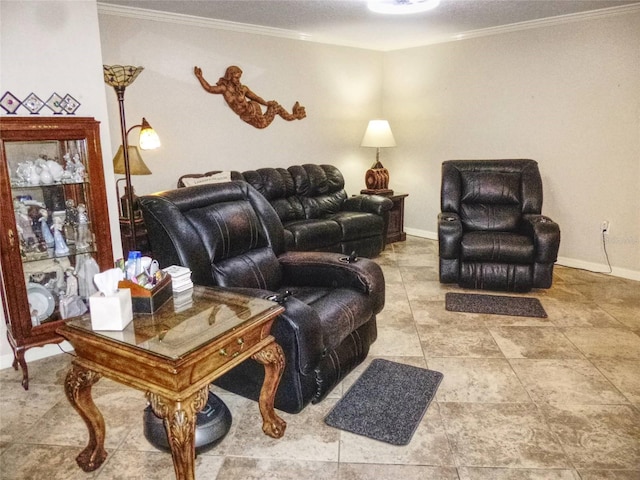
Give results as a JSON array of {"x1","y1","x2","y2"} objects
[{"x1": 0, "y1": 117, "x2": 113, "y2": 389}]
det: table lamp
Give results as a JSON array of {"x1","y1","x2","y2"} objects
[{"x1": 361, "y1": 119, "x2": 396, "y2": 195}]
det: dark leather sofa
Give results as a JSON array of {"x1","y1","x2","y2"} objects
[
  {"x1": 178, "y1": 164, "x2": 393, "y2": 258},
  {"x1": 139, "y1": 181, "x2": 385, "y2": 413},
  {"x1": 438, "y1": 159, "x2": 560, "y2": 292}
]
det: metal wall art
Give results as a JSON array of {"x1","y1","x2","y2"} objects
[
  {"x1": 1, "y1": 91, "x2": 80, "y2": 115},
  {"x1": 194, "y1": 65, "x2": 306, "y2": 129}
]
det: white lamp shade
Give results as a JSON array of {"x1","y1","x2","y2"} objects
[{"x1": 361, "y1": 120, "x2": 397, "y2": 148}]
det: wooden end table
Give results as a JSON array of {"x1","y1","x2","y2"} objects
[
  {"x1": 360, "y1": 190, "x2": 408, "y2": 243},
  {"x1": 58, "y1": 286, "x2": 286, "y2": 480}
]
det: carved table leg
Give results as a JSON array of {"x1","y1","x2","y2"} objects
[
  {"x1": 252, "y1": 340, "x2": 286, "y2": 438},
  {"x1": 64, "y1": 364, "x2": 106, "y2": 472},
  {"x1": 146, "y1": 387, "x2": 209, "y2": 480}
]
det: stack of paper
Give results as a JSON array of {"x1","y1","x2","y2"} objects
[
  {"x1": 172, "y1": 288, "x2": 194, "y2": 313},
  {"x1": 162, "y1": 265, "x2": 194, "y2": 293}
]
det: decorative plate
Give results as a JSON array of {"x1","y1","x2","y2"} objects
[
  {"x1": 45, "y1": 93, "x2": 64, "y2": 114},
  {"x1": 23, "y1": 92, "x2": 45, "y2": 114},
  {"x1": 0, "y1": 91, "x2": 21, "y2": 114},
  {"x1": 61, "y1": 94, "x2": 80, "y2": 114},
  {"x1": 27, "y1": 283, "x2": 55, "y2": 325}
]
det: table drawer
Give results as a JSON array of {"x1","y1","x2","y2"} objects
[{"x1": 216, "y1": 326, "x2": 264, "y2": 361}]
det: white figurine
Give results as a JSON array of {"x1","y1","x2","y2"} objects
[
  {"x1": 72, "y1": 154, "x2": 85, "y2": 182},
  {"x1": 15, "y1": 202, "x2": 37, "y2": 245},
  {"x1": 52, "y1": 216, "x2": 70, "y2": 256},
  {"x1": 46, "y1": 159, "x2": 64, "y2": 182},
  {"x1": 65, "y1": 269, "x2": 79, "y2": 297},
  {"x1": 36, "y1": 158, "x2": 53, "y2": 184},
  {"x1": 38, "y1": 208, "x2": 55, "y2": 248},
  {"x1": 76, "y1": 203, "x2": 90, "y2": 249}
]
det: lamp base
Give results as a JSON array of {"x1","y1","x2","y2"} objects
[
  {"x1": 364, "y1": 166, "x2": 391, "y2": 193},
  {"x1": 361, "y1": 188, "x2": 394, "y2": 196}
]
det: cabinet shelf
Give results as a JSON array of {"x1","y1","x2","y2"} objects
[
  {"x1": 1, "y1": 117, "x2": 113, "y2": 390},
  {"x1": 11, "y1": 180, "x2": 88, "y2": 189}
]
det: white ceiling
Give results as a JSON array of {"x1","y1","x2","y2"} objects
[{"x1": 99, "y1": 0, "x2": 640, "y2": 51}]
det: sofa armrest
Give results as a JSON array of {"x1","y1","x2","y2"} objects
[
  {"x1": 221, "y1": 286, "x2": 325, "y2": 376},
  {"x1": 438, "y1": 212, "x2": 463, "y2": 258},
  {"x1": 343, "y1": 194, "x2": 393, "y2": 216},
  {"x1": 521, "y1": 214, "x2": 560, "y2": 263},
  {"x1": 278, "y1": 251, "x2": 385, "y2": 315}
]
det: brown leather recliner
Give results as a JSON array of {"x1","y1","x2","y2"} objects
[
  {"x1": 139, "y1": 180, "x2": 384, "y2": 413},
  {"x1": 438, "y1": 159, "x2": 560, "y2": 292}
]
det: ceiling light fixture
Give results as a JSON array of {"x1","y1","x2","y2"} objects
[{"x1": 367, "y1": 0, "x2": 440, "y2": 15}]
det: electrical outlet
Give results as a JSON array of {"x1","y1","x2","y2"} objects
[{"x1": 601, "y1": 220, "x2": 610, "y2": 235}]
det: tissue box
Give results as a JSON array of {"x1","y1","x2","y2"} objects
[
  {"x1": 118, "y1": 273, "x2": 172, "y2": 314},
  {"x1": 89, "y1": 288, "x2": 133, "y2": 331}
]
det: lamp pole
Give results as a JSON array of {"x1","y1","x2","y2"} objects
[
  {"x1": 113, "y1": 85, "x2": 138, "y2": 252},
  {"x1": 104, "y1": 65, "x2": 145, "y2": 255}
]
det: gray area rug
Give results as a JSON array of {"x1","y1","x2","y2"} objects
[
  {"x1": 445, "y1": 292, "x2": 547, "y2": 318},
  {"x1": 324, "y1": 359, "x2": 443, "y2": 445}
]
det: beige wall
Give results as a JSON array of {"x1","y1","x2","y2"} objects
[
  {"x1": 97, "y1": 11, "x2": 384, "y2": 198},
  {"x1": 383, "y1": 11, "x2": 640, "y2": 277}
]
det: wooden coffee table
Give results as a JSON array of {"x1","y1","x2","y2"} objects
[{"x1": 58, "y1": 286, "x2": 286, "y2": 480}]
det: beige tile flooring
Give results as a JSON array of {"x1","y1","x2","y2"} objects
[{"x1": 1, "y1": 236, "x2": 639, "y2": 479}]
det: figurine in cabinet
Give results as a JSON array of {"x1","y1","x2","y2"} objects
[
  {"x1": 36, "y1": 159, "x2": 53, "y2": 184},
  {"x1": 38, "y1": 208, "x2": 55, "y2": 250},
  {"x1": 15, "y1": 201, "x2": 37, "y2": 247},
  {"x1": 52, "y1": 216, "x2": 70, "y2": 256},
  {"x1": 46, "y1": 158, "x2": 64, "y2": 183},
  {"x1": 76, "y1": 203, "x2": 91, "y2": 250},
  {"x1": 63, "y1": 198, "x2": 77, "y2": 245}
]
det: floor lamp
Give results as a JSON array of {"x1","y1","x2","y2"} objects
[{"x1": 103, "y1": 65, "x2": 160, "y2": 253}]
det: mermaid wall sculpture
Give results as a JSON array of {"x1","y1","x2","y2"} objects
[{"x1": 194, "y1": 66, "x2": 306, "y2": 129}]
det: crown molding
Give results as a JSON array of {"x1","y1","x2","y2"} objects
[
  {"x1": 96, "y1": 3, "x2": 312, "y2": 42},
  {"x1": 97, "y1": 2, "x2": 640, "y2": 51},
  {"x1": 444, "y1": 3, "x2": 640, "y2": 46}
]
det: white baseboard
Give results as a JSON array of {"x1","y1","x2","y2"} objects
[
  {"x1": 403, "y1": 228, "x2": 640, "y2": 281},
  {"x1": 405, "y1": 227, "x2": 437, "y2": 240},
  {"x1": 556, "y1": 256, "x2": 640, "y2": 281}
]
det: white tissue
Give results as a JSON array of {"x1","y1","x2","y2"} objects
[{"x1": 94, "y1": 268, "x2": 124, "y2": 296}]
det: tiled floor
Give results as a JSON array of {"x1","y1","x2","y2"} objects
[{"x1": 1, "y1": 236, "x2": 639, "y2": 479}]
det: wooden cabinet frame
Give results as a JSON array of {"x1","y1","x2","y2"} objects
[{"x1": 0, "y1": 117, "x2": 113, "y2": 389}]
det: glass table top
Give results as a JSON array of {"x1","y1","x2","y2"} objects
[{"x1": 65, "y1": 286, "x2": 281, "y2": 360}]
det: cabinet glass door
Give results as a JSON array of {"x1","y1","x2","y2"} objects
[{"x1": 6, "y1": 137, "x2": 99, "y2": 326}]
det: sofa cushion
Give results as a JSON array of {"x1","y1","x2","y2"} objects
[
  {"x1": 329, "y1": 211, "x2": 385, "y2": 242},
  {"x1": 284, "y1": 218, "x2": 342, "y2": 251},
  {"x1": 461, "y1": 231, "x2": 535, "y2": 263},
  {"x1": 289, "y1": 164, "x2": 348, "y2": 219}
]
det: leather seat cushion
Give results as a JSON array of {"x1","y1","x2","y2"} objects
[
  {"x1": 460, "y1": 204, "x2": 522, "y2": 231},
  {"x1": 329, "y1": 211, "x2": 384, "y2": 241},
  {"x1": 461, "y1": 231, "x2": 535, "y2": 263},
  {"x1": 300, "y1": 192, "x2": 346, "y2": 218},
  {"x1": 284, "y1": 219, "x2": 342, "y2": 250},
  {"x1": 291, "y1": 286, "x2": 374, "y2": 351}
]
